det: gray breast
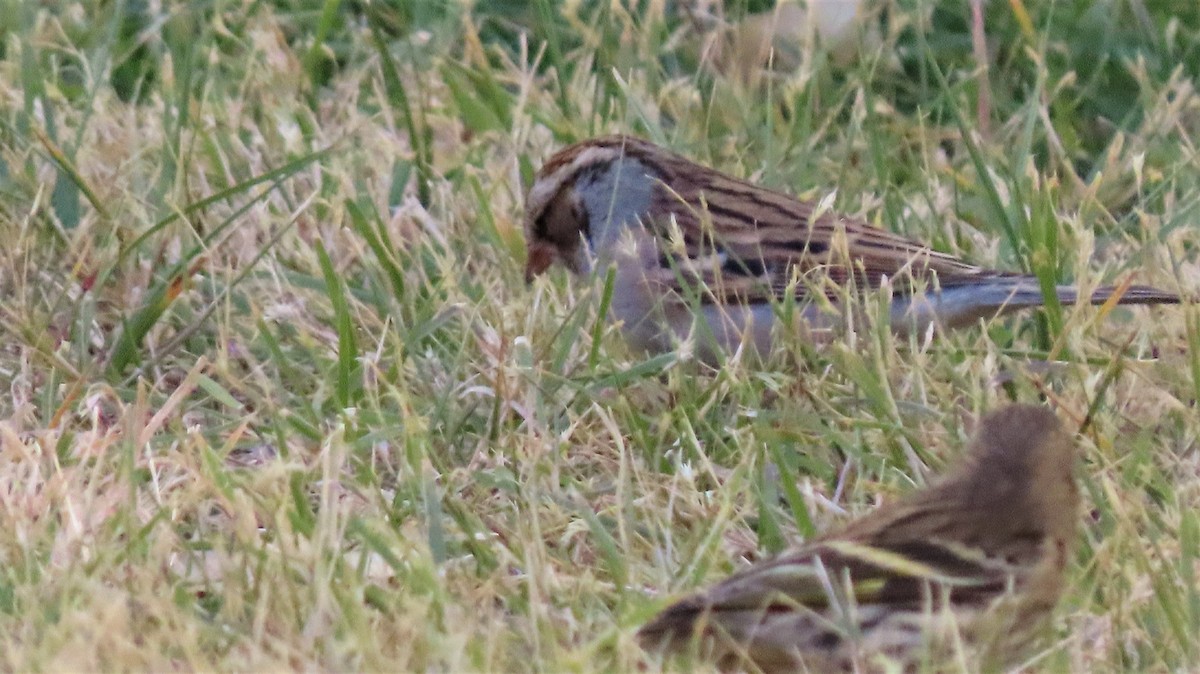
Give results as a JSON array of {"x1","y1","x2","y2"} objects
[{"x1": 574, "y1": 157, "x2": 656, "y2": 253}]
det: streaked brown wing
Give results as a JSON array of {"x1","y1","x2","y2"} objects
[
  {"x1": 639, "y1": 537, "x2": 1013, "y2": 648},
  {"x1": 710, "y1": 539, "x2": 1010, "y2": 611},
  {"x1": 642, "y1": 161, "x2": 1014, "y2": 304}
]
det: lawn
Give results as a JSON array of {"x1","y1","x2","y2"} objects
[{"x1": 1, "y1": 1, "x2": 1198, "y2": 671}]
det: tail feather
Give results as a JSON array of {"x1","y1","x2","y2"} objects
[
  {"x1": 896, "y1": 278, "x2": 1183, "y2": 331},
  {"x1": 987, "y1": 280, "x2": 1181, "y2": 309},
  {"x1": 1062, "y1": 283, "x2": 1181, "y2": 306}
]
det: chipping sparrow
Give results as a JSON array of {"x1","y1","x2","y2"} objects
[
  {"x1": 523, "y1": 135, "x2": 1179, "y2": 359},
  {"x1": 638, "y1": 405, "x2": 1079, "y2": 673}
]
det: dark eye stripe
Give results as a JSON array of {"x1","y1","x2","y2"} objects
[{"x1": 574, "y1": 200, "x2": 591, "y2": 246}]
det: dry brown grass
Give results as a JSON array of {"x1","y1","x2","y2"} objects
[{"x1": 1, "y1": 2, "x2": 1198, "y2": 671}]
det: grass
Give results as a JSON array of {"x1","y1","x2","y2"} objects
[{"x1": 0, "y1": 0, "x2": 1198, "y2": 671}]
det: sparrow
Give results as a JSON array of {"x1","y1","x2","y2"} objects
[
  {"x1": 637, "y1": 404, "x2": 1080, "y2": 672},
  {"x1": 523, "y1": 135, "x2": 1179, "y2": 358}
]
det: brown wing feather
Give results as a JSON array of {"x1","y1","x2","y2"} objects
[{"x1": 617, "y1": 137, "x2": 1013, "y2": 304}]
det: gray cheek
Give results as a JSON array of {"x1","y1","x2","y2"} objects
[{"x1": 576, "y1": 157, "x2": 655, "y2": 253}]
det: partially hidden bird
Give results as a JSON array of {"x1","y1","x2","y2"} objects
[
  {"x1": 523, "y1": 135, "x2": 1180, "y2": 359},
  {"x1": 637, "y1": 404, "x2": 1080, "y2": 673}
]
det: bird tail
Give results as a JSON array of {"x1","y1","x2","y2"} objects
[
  {"x1": 1055, "y1": 283, "x2": 1180, "y2": 306},
  {"x1": 991, "y1": 281, "x2": 1181, "y2": 309},
  {"x1": 898, "y1": 278, "x2": 1182, "y2": 331},
  {"x1": 961, "y1": 278, "x2": 1182, "y2": 310}
]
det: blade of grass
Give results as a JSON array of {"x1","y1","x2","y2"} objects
[
  {"x1": 98, "y1": 147, "x2": 331, "y2": 294},
  {"x1": 572, "y1": 499, "x2": 628, "y2": 595},
  {"x1": 315, "y1": 239, "x2": 362, "y2": 409},
  {"x1": 368, "y1": 13, "x2": 432, "y2": 206},
  {"x1": 917, "y1": 33, "x2": 1023, "y2": 263}
]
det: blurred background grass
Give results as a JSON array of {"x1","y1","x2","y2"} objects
[{"x1": 0, "y1": 0, "x2": 1198, "y2": 671}]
